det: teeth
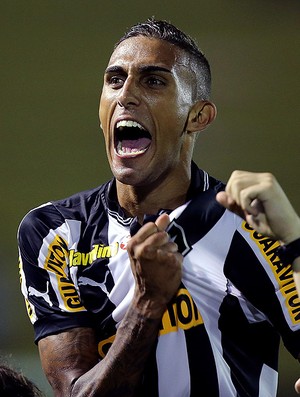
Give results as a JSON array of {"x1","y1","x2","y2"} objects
[
  {"x1": 116, "y1": 120, "x2": 145, "y2": 130},
  {"x1": 116, "y1": 143, "x2": 148, "y2": 157}
]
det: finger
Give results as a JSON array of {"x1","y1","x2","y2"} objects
[
  {"x1": 239, "y1": 187, "x2": 264, "y2": 214},
  {"x1": 155, "y1": 213, "x2": 170, "y2": 231},
  {"x1": 249, "y1": 198, "x2": 264, "y2": 216},
  {"x1": 155, "y1": 248, "x2": 183, "y2": 265},
  {"x1": 216, "y1": 191, "x2": 230, "y2": 208},
  {"x1": 216, "y1": 191, "x2": 246, "y2": 219},
  {"x1": 225, "y1": 170, "x2": 247, "y2": 205},
  {"x1": 132, "y1": 221, "x2": 159, "y2": 242},
  {"x1": 144, "y1": 241, "x2": 180, "y2": 261},
  {"x1": 127, "y1": 221, "x2": 160, "y2": 257},
  {"x1": 130, "y1": 229, "x2": 171, "y2": 260},
  {"x1": 295, "y1": 378, "x2": 300, "y2": 394},
  {"x1": 225, "y1": 170, "x2": 264, "y2": 207},
  {"x1": 225, "y1": 177, "x2": 265, "y2": 216}
]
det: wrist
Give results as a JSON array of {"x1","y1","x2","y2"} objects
[
  {"x1": 132, "y1": 292, "x2": 167, "y2": 320},
  {"x1": 276, "y1": 237, "x2": 300, "y2": 268},
  {"x1": 280, "y1": 218, "x2": 300, "y2": 246},
  {"x1": 292, "y1": 257, "x2": 300, "y2": 273}
]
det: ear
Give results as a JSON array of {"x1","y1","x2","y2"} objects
[{"x1": 186, "y1": 101, "x2": 217, "y2": 133}]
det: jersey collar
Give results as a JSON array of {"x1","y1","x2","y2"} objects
[{"x1": 103, "y1": 161, "x2": 208, "y2": 227}]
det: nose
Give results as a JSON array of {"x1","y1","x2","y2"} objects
[{"x1": 117, "y1": 77, "x2": 140, "y2": 108}]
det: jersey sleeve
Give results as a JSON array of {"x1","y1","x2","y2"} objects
[
  {"x1": 228, "y1": 218, "x2": 300, "y2": 358},
  {"x1": 17, "y1": 203, "x2": 95, "y2": 343}
]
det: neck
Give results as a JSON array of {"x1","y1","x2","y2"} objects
[{"x1": 117, "y1": 171, "x2": 191, "y2": 223}]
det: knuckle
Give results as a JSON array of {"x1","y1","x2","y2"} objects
[{"x1": 264, "y1": 172, "x2": 275, "y2": 184}]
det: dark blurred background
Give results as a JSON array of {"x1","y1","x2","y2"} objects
[{"x1": 1, "y1": 1, "x2": 299, "y2": 395}]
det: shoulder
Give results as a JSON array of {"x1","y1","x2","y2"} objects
[
  {"x1": 17, "y1": 182, "x2": 110, "y2": 246},
  {"x1": 18, "y1": 202, "x2": 59, "y2": 238},
  {"x1": 190, "y1": 162, "x2": 225, "y2": 196},
  {"x1": 207, "y1": 174, "x2": 225, "y2": 193},
  {"x1": 51, "y1": 183, "x2": 108, "y2": 217}
]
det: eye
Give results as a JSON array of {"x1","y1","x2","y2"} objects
[
  {"x1": 145, "y1": 76, "x2": 165, "y2": 87},
  {"x1": 107, "y1": 75, "x2": 125, "y2": 88}
]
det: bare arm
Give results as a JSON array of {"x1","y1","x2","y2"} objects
[
  {"x1": 39, "y1": 311, "x2": 163, "y2": 396},
  {"x1": 39, "y1": 213, "x2": 182, "y2": 397}
]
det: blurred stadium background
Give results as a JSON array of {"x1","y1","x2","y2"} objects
[{"x1": 1, "y1": 1, "x2": 299, "y2": 395}]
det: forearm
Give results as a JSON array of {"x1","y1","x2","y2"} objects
[
  {"x1": 70, "y1": 304, "x2": 163, "y2": 397},
  {"x1": 42, "y1": 216, "x2": 181, "y2": 397}
]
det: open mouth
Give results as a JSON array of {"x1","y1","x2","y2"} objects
[{"x1": 114, "y1": 120, "x2": 152, "y2": 157}]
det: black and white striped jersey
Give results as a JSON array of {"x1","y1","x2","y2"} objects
[{"x1": 17, "y1": 162, "x2": 300, "y2": 397}]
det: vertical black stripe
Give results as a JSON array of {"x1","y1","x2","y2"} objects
[
  {"x1": 185, "y1": 325, "x2": 219, "y2": 397},
  {"x1": 221, "y1": 231, "x2": 281, "y2": 396},
  {"x1": 137, "y1": 339, "x2": 159, "y2": 397}
]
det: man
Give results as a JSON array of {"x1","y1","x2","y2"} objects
[{"x1": 17, "y1": 18, "x2": 300, "y2": 396}]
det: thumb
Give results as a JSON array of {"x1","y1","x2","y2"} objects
[
  {"x1": 216, "y1": 191, "x2": 229, "y2": 208},
  {"x1": 215, "y1": 192, "x2": 246, "y2": 220},
  {"x1": 155, "y1": 213, "x2": 170, "y2": 232}
]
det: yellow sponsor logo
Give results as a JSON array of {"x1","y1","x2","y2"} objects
[
  {"x1": 243, "y1": 222, "x2": 300, "y2": 324},
  {"x1": 25, "y1": 298, "x2": 35, "y2": 320},
  {"x1": 97, "y1": 287, "x2": 203, "y2": 358},
  {"x1": 160, "y1": 287, "x2": 203, "y2": 335},
  {"x1": 44, "y1": 236, "x2": 119, "y2": 312},
  {"x1": 19, "y1": 256, "x2": 36, "y2": 321},
  {"x1": 69, "y1": 242, "x2": 119, "y2": 267},
  {"x1": 45, "y1": 235, "x2": 84, "y2": 312}
]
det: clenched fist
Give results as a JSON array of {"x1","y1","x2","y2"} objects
[{"x1": 127, "y1": 213, "x2": 183, "y2": 319}]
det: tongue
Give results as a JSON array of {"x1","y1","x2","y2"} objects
[{"x1": 121, "y1": 137, "x2": 151, "y2": 151}]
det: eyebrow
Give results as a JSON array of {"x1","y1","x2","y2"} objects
[{"x1": 104, "y1": 65, "x2": 172, "y2": 75}]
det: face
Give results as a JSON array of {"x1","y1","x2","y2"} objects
[{"x1": 99, "y1": 36, "x2": 196, "y2": 187}]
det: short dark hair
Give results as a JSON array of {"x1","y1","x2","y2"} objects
[
  {"x1": 0, "y1": 364, "x2": 44, "y2": 397},
  {"x1": 115, "y1": 17, "x2": 211, "y2": 100}
]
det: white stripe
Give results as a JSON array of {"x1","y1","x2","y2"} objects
[
  {"x1": 106, "y1": 214, "x2": 134, "y2": 324},
  {"x1": 156, "y1": 330, "x2": 190, "y2": 397},
  {"x1": 238, "y1": 220, "x2": 300, "y2": 331},
  {"x1": 37, "y1": 219, "x2": 83, "y2": 312},
  {"x1": 19, "y1": 253, "x2": 38, "y2": 323},
  {"x1": 107, "y1": 207, "x2": 133, "y2": 226},
  {"x1": 259, "y1": 364, "x2": 278, "y2": 397},
  {"x1": 203, "y1": 170, "x2": 209, "y2": 191},
  {"x1": 182, "y1": 211, "x2": 237, "y2": 396}
]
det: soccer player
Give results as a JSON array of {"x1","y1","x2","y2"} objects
[{"x1": 17, "y1": 18, "x2": 300, "y2": 396}]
